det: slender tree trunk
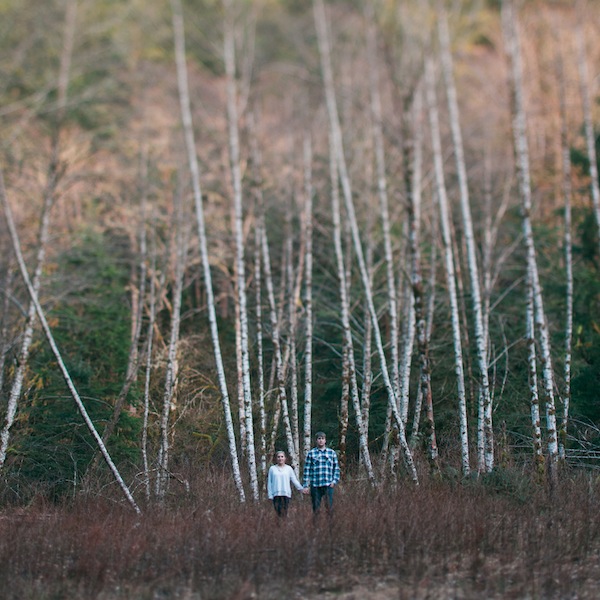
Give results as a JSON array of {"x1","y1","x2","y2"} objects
[
  {"x1": 406, "y1": 87, "x2": 433, "y2": 456},
  {"x1": 365, "y1": 1, "x2": 400, "y2": 402},
  {"x1": 425, "y1": 56, "x2": 467, "y2": 474},
  {"x1": 0, "y1": 266, "x2": 14, "y2": 397},
  {"x1": 142, "y1": 223, "x2": 158, "y2": 501},
  {"x1": 557, "y1": 46, "x2": 573, "y2": 462},
  {"x1": 329, "y1": 133, "x2": 375, "y2": 482},
  {"x1": 314, "y1": 0, "x2": 417, "y2": 483},
  {"x1": 502, "y1": 0, "x2": 558, "y2": 475},
  {"x1": 224, "y1": 0, "x2": 259, "y2": 500},
  {"x1": 576, "y1": 14, "x2": 600, "y2": 258},
  {"x1": 438, "y1": 4, "x2": 492, "y2": 472},
  {"x1": 156, "y1": 185, "x2": 187, "y2": 499},
  {"x1": 170, "y1": 0, "x2": 245, "y2": 501},
  {"x1": 0, "y1": 169, "x2": 140, "y2": 514},
  {"x1": 302, "y1": 137, "x2": 314, "y2": 463},
  {"x1": 526, "y1": 269, "x2": 544, "y2": 468},
  {"x1": 261, "y1": 219, "x2": 298, "y2": 473},
  {"x1": 248, "y1": 115, "x2": 267, "y2": 478}
]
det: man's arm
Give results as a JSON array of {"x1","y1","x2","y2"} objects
[
  {"x1": 331, "y1": 449, "x2": 340, "y2": 485},
  {"x1": 303, "y1": 450, "x2": 313, "y2": 488}
]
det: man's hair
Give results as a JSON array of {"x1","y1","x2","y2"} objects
[{"x1": 315, "y1": 431, "x2": 326, "y2": 439}]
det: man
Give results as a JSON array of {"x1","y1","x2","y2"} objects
[{"x1": 302, "y1": 431, "x2": 340, "y2": 515}]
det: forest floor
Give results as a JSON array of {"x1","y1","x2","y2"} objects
[{"x1": 2, "y1": 471, "x2": 600, "y2": 599}]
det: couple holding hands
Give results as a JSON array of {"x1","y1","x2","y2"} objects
[{"x1": 267, "y1": 431, "x2": 340, "y2": 518}]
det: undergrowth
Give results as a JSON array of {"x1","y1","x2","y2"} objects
[{"x1": 0, "y1": 469, "x2": 599, "y2": 599}]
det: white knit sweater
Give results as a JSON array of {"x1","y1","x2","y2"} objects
[{"x1": 267, "y1": 464, "x2": 304, "y2": 499}]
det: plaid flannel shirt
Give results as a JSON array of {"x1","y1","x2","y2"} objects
[{"x1": 303, "y1": 447, "x2": 340, "y2": 488}]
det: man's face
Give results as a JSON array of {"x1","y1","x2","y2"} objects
[{"x1": 316, "y1": 435, "x2": 326, "y2": 448}]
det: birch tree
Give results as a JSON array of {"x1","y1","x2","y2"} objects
[
  {"x1": 313, "y1": 0, "x2": 416, "y2": 483},
  {"x1": 156, "y1": 183, "x2": 188, "y2": 499},
  {"x1": 576, "y1": 12, "x2": 600, "y2": 258},
  {"x1": 329, "y1": 132, "x2": 375, "y2": 482},
  {"x1": 302, "y1": 137, "x2": 314, "y2": 462},
  {"x1": 437, "y1": 4, "x2": 493, "y2": 472},
  {"x1": 557, "y1": 44, "x2": 573, "y2": 461},
  {"x1": 170, "y1": 0, "x2": 245, "y2": 501},
  {"x1": 425, "y1": 55, "x2": 468, "y2": 474},
  {"x1": 502, "y1": 0, "x2": 558, "y2": 471}
]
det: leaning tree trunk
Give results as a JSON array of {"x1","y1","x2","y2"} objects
[
  {"x1": 365, "y1": 1, "x2": 400, "y2": 402},
  {"x1": 425, "y1": 56, "x2": 467, "y2": 474},
  {"x1": 170, "y1": 0, "x2": 245, "y2": 501},
  {"x1": 0, "y1": 0, "x2": 75, "y2": 472},
  {"x1": 329, "y1": 131, "x2": 375, "y2": 482},
  {"x1": 313, "y1": 0, "x2": 417, "y2": 483},
  {"x1": 503, "y1": 0, "x2": 558, "y2": 475},
  {"x1": 224, "y1": 0, "x2": 259, "y2": 500},
  {"x1": 1, "y1": 168, "x2": 141, "y2": 514},
  {"x1": 438, "y1": 5, "x2": 493, "y2": 472}
]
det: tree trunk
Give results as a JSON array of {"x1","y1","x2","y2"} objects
[
  {"x1": 1, "y1": 168, "x2": 140, "y2": 514},
  {"x1": 170, "y1": 0, "x2": 245, "y2": 501},
  {"x1": 437, "y1": 4, "x2": 492, "y2": 472},
  {"x1": 502, "y1": 0, "x2": 558, "y2": 476},
  {"x1": 313, "y1": 0, "x2": 414, "y2": 482},
  {"x1": 425, "y1": 56, "x2": 466, "y2": 474}
]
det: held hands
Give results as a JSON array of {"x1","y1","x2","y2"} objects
[{"x1": 302, "y1": 487, "x2": 310, "y2": 495}]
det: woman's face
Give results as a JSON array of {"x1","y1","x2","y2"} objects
[{"x1": 276, "y1": 452, "x2": 286, "y2": 465}]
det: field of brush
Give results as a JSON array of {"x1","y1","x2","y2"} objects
[{"x1": 1, "y1": 469, "x2": 600, "y2": 599}]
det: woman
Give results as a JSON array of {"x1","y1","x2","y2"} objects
[{"x1": 267, "y1": 451, "x2": 304, "y2": 517}]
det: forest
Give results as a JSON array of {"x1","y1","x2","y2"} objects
[{"x1": 1, "y1": 0, "x2": 600, "y2": 597}]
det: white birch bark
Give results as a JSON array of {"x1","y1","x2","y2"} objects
[
  {"x1": 254, "y1": 224, "x2": 267, "y2": 476},
  {"x1": 526, "y1": 269, "x2": 543, "y2": 463},
  {"x1": 156, "y1": 187, "x2": 187, "y2": 499},
  {"x1": 0, "y1": 267, "x2": 14, "y2": 397},
  {"x1": 425, "y1": 56, "x2": 468, "y2": 474},
  {"x1": 406, "y1": 87, "x2": 434, "y2": 454},
  {"x1": 364, "y1": 1, "x2": 400, "y2": 402},
  {"x1": 437, "y1": 5, "x2": 492, "y2": 472},
  {"x1": 502, "y1": 0, "x2": 558, "y2": 468},
  {"x1": 224, "y1": 0, "x2": 259, "y2": 500},
  {"x1": 142, "y1": 224, "x2": 158, "y2": 501},
  {"x1": 0, "y1": 177, "x2": 54, "y2": 471},
  {"x1": 248, "y1": 116, "x2": 267, "y2": 478},
  {"x1": 313, "y1": 0, "x2": 415, "y2": 482},
  {"x1": 557, "y1": 48, "x2": 573, "y2": 461},
  {"x1": 0, "y1": 169, "x2": 140, "y2": 514},
  {"x1": 170, "y1": 0, "x2": 245, "y2": 501},
  {"x1": 302, "y1": 137, "x2": 314, "y2": 462},
  {"x1": 576, "y1": 16, "x2": 600, "y2": 259},
  {"x1": 329, "y1": 133, "x2": 375, "y2": 482},
  {"x1": 261, "y1": 221, "x2": 298, "y2": 473}
]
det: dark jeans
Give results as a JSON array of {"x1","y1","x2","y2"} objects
[
  {"x1": 310, "y1": 485, "x2": 334, "y2": 515},
  {"x1": 272, "y1": 496, "x2": 290, "y2": 517}
]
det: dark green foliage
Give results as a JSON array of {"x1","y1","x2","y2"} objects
[{"x1": 7, "y1": 230, "x2": 140, "y2": 500}]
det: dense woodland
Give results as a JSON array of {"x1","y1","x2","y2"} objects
[{"x1": 1, "y1": 0, "x2": 600, "y2": 512}]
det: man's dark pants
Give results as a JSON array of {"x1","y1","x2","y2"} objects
[{"x1": 310, "y1": 485, "x2": 333, "y2": 515}]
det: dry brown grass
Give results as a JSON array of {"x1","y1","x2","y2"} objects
[{"x1": 1, "y1": 468, "x2": 600, "y2": 599}]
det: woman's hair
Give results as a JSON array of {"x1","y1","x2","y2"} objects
[{"x1": 273, "y1": 450, "x2": 286, "y2": 463}]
